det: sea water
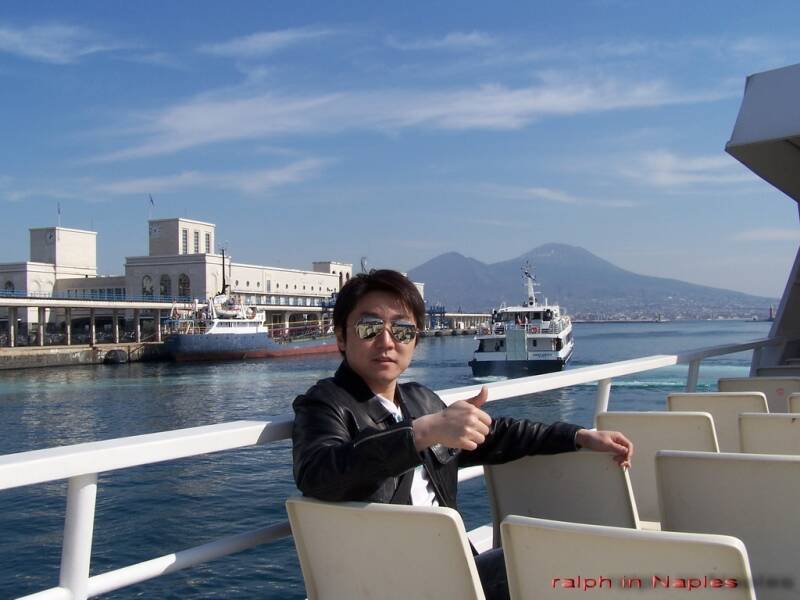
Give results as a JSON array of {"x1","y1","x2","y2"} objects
[{"x1": 0, "y1": 320, "x2": 770, "y2": 598}]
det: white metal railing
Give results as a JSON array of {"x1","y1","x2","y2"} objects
[{"x1": 1, "y1": 335, "x2": 787, "y2": 600}]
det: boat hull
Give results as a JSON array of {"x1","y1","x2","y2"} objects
[
  {"x1": 166, "y1": 332, "x2": 339, "y2": 362},
  {"x1": 468, "y1": 357, "x2": 568, "y2": 377}
]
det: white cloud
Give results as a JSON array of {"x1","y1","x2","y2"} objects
[
  {"x1": 732, "y1": 228, "x2": 798, "y2": 242},
  {"x1": 620, "y1": 150, "x2": 756, "y2": 186},
  {"x1": 0, "y1": 23, "x2": 126, "y2": 64},
  {"x1": 480, "y1": 184, "x2": 637, "y2": 208},
  {"x1": 93, "y1": 159, "x2": 328, "y2": 196},
  {"x1": 199, "y1": 27, "x2": 337, "y2": 58},
  {"x1": 90, "y1": 74, "x2": 731, "y2": 162},
  {"x1": 386, "y1": 31, "x2": 496, "y2": 51},
  {"x1": 1, "y1": 160, "x2": 328, "y2": 203}
]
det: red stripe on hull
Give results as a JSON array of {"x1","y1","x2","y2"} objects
[{"x1": 172, "y1": 342, "x2": 339, "y2": 362}]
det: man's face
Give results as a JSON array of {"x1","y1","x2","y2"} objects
[{"x1": 337, "y1": 290, "x2": 417, "y2": 395}]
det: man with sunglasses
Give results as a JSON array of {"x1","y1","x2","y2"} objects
[{"x1": 292, "y1": 269, "x2": 632, "y2": 599}]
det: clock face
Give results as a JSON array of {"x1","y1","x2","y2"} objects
[
  {"x1": 47, "y1": 231, "x2": 55, "y2": 242},
  {"x1": 149, "y1": 224, "x2": 160, "y2": 236}
]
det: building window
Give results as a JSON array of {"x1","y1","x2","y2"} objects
[
  {"x1": 193, "y1": 231, "x2": 200, "y2": 254},
  {"x1": 181, "y1": 229, "x2": 188, "y2": 254},
  {"x1": 205, "y1": 233, "x2": 211, "y2": 254},
  {"x1": 257, "y1": 282, "x2": 261, "y2": 288},
  {"x1": 270, "y1": 296, "x2": 276, "y2": 304},
  {"x1": 142, "y1": 275, "x2": 153, "y2": 298},
  {"x1": 160, "y1": 275, "x2": 172, "y2": 298},
  {"x1": 246, "y1": 281, "x2": 250, "y2": 288},
  {"x1": 3, "y1": 281, "x2": 13, "y2": 294},
  {"x1": 178, "y1": 274, "x2": 190, "y2": 298}
]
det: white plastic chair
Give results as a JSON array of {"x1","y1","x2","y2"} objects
[
  {"x1": 667, "y1": 392, "x2": 768, "y2": 451},
  {"x1": 501, "y1": 515, "x2": 755, "y2": 600},
  {"x1": 286, "y1": 497, "x2": 485, "y2": 600},
  {"x1": 484, "y1": 451, "x2": 639, "y2": 547},
  {"x1": 596, "y1": 412, "x2": 718, "y2": 524},
  {"x1": 719, "y1": 376, "x2": 800, "y2": 413},
  {"x1": 739, "y1": 412, "x2": 800, "y2": 454},
  {"x1": 657, "y1": 449, "x2": 800, "y2": 600}
]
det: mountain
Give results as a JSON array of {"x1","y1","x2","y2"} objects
[{"x1": 407, "y1": 244, "x2": 777, "y2": 319}]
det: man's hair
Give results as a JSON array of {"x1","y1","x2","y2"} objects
[{"x1": 333, "y1": 269, "x2": 425, "y2": 342}]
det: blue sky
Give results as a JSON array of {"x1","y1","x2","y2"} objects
[{"x1": 0, "y1": 1, "x2": 798, "y2": 298}]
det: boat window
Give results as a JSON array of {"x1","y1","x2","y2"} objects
[
  {"x1": 528, "y1": 339, "x2": 537, "y2": 349},
  {"x1": 533, "y1": 312, "x2": 541, "y2": 320},
  {"x1": 555, "y1": 339, "x2": 563, "y2": 351}
]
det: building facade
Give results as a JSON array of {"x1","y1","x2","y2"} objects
[{"x1": 2, "y1": 218, "x2": 424, "y2": 329}]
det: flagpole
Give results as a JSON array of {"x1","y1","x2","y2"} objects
[{"x1": 148, "y1": 194, "x2": 155, "y2": 221}]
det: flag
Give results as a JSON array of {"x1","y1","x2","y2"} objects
[
  {"x1": 57, "y1": 201, "x2": 61, "y2": 215},
  {"x1": 149, "y1": 194, "x2": 155, "y2": 207}
]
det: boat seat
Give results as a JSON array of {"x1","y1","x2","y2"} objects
[
  {"x1": 286, "y1": 497, "x2": 485, "y2": 600},
  {"x1": 595, "y1": 412, "x2": 718, "y2": 523},
  {"x1": 739, "y1": 412, "x2": 800, "y2": 454},
  {"x1": 718, "y1": 377, "x2": 800, "y2": 414},
  {"x1": 667, "y1": 392, "x2": 768, "y2": 451},
  {"x1": 501, "y1": 515, "x2": 755, "y2": 600},
  {"x1": 788, "y1": 392, "x2": 800, "y2": 412},
  {"x1": 657, "y1": 450, "x2": 800, "y2": 600},
  {"x1": 484, "y1": 451, "x2": 639, "y2": 547}
]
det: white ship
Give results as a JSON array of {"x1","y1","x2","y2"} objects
[
  {"x1": 1, "y1": 63, "x2": 799, "y2": 600},
  {"x1": 469, "y1": 264, "x2": 574, "y2": 377}
]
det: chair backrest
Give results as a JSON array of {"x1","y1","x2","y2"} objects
[
  {"x1": 657, "y1": 450, "x2": 800, "y2": 600},
  {"x1": 788, "y1": 392, "x2": 800, "y2": 412},
  {"x1": 667, "y1": 392, "x2": 768, "y2": 452},
  {"x1": 484, "y1": 451, "x2": 639, "y2": 546},
  {"x1": 739, "y1": 412, "x2": 800, "y2": 454},
  {"x1": 719, "y1": 377, "x2": 800, "y2": 413},
  {"x1": 501, "y1": 515, "x2": 754, "y2": 600},
  {"x1": 595, "y1": 412, "x2": 718, "y2": 522},
  {"x1": 286, "y1": 497, "x2": 485, "y2": 600}
]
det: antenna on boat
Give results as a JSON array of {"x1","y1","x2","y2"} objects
[
  {"x1": 218, "y1": 243, "x2": 230, "y2": 296},
  {"x1": 522, "y1": 262, "x2": 539, "y2": 307}
]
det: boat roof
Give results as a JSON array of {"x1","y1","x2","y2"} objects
[
  {"x1": 726, "y1": 62, "x2": 800, "y2": 204},
  {"x1": 497, "y1": 304, "x2": 562, "y2": 313}
]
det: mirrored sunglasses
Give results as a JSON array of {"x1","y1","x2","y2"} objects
[{"x1": 354, "y1": 317, "x2": 418, "y2": 344}]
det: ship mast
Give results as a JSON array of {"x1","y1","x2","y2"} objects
[{"x1": 522, "y1": 262, "x2": 539, "y2": 307}]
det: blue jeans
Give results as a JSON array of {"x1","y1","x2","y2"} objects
[{"x1": 475, "y1": 548, "x2": 510, "y2": 600}]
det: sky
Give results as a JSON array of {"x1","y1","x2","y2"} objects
[{"x1": 0, "y1": 1, "x2": 798, "y2": 299}]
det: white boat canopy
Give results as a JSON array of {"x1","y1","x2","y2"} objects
[
  {"x1": 727, "y1": 63, "x2": 800, "y2": 369},
  {"x1": 726, "y1": 62, "x2": 800, "y2": 205}
]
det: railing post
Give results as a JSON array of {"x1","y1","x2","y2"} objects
[
  {"x1": 8, "y1": 307, "x2": 16, "y2": 347},
  {"x1": 594, "y1": 378, "x2": 612, "y2": 425},
  {"x1": 686, "y1": 360, "x2": 701, "y2": 392},
  {"x1": 59, "y1": 473, "x2": 98, "y2": 600}
]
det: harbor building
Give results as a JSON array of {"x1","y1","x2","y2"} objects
[{"x1": 1, "y1": 218, "x2": 423, "y2": 333}]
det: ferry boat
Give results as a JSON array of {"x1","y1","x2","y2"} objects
[
  {"x1": 469, "y1": 264, "x2": 574, "y2": 377},
  {"x1": 1, "y1": 63, "x2": 799, "y2": 600},
  {"x1": 164, "y1": 293, "x2": 338, "y2": 362}
]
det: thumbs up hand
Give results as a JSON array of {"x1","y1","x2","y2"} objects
[{"x1": 412, "y1": 386, "x2": 492, "y2": 451}]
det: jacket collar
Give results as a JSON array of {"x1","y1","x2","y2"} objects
[
  {"x1": 333, "y1": 361, "x2": 424, "y2": 423},
  {"x1": 334, "y1": 361, "x2": 395, "y2": 424}
]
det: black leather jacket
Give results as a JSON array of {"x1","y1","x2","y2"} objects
[{"x1": 292, "y1": 361, "x2": 582, "y2": 509}]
